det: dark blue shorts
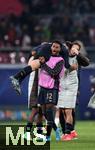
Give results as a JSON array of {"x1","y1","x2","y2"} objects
[{"x1": 38, "y1": 87, "x2": 58, "y2": 105}]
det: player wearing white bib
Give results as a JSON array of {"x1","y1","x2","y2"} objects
[{"x1": 58, "y1": 42, "x2": 80, "y2": 141}]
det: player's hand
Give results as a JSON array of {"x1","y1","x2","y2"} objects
[
  {"x1": 70, "y1": 64, "x2": 78, "y2": 71},
  {"x1": 39, "y1": 56, "x2": 45, "y2": 64},
  {"x1": 70, "y1": 49, "x2": 79, "y2": 56}
]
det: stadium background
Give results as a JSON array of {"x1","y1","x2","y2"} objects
[{"x1": 0, "y1": 0, "x2": 95, "y2": 122}]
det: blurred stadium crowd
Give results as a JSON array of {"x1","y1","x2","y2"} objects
[
  {"x1": 0, "y1": 0, "x2": 95, "y2": 63},
  {"x1": 0, "y1": 0, "x2": 95, "y2": 122}
]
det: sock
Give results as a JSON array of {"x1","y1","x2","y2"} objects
[
  {"x1": 65, "y1": 123, "x2": 73, "y2": 134},
  {"x1": 59, "y1": 110, "x2": 65, "y2": 134},
  {"x1": 50, "y1": 107, "x2": 57, "y2": 131},
  {"x1": 72, "y1": 109, "x2": 76, "y2": 130},
  {"x1": 38, "y1": 106, "x2": 43, "y2": 116},
  {"x1": 55, "y1": 117, "x2": 59, "y2": 127},
  {"x1": 37, "y1": 123, "x2": 43, "y2": 134},
  {"x1": 45, "y1": 108, "x2": 54, "y2": 136},
  {"x1": 52, "y1": 122, "x2": 57, "y2": 131},
  {"x1": 53, "y1": 108, "x2": 59, "y2": 127},
  {"x1": 26, "y1": 122, "x2": 33, "y2": 132},
  {"x1": 14, "y1": 66, "x2": 32, "y2": 82},
  {"x1": 47, "y1": 125, "x2": 52, "y2": 137}
]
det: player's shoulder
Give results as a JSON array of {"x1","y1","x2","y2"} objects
[
  {"x1": 62, "y1": 43, "x2": 68, "y2": 52},
  {"x1": 60, "y1": 44, "x2": 68, "y2": 56},
  {"x1": 41, "y1": 42, "x2": 51, "y2": 48}
]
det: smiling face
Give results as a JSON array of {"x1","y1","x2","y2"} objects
[{"x1": 51, "y1": 42, "x2": 61, "y2": 55}]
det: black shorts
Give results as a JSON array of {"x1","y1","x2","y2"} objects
[{"x1": 38, "y1": 87, "x2": 58, "y2": 105}]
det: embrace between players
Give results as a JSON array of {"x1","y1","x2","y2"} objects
[{"x1": 10, "y1": 40, "x2": 89, "y2": 141}]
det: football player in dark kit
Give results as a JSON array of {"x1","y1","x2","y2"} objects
[
  {"x1": 10, "y1": 40, "x2": 89, "y2": 95},
  {"x1": 10, "y1": 41, "x2": 72, "y2": 95}
]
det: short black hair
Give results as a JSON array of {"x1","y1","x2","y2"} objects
[{"x1": 52, "y1": 40, "x2": 63, "y2": 49}]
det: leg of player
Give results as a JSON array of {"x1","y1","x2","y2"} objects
[
  {"x1": 10, "y1": 58, "x2": 40, "y2": 95},
  {"x1": 61, "y1": 108, "x2": 74, "y2": 141},
  {"x1": 23, "y1": 107, "x2": 38, "y2": 140},
  {"x1": 52, "y1": 108, "x2": 60, "y2": 141},
  {"x1": 59, "y1": 109, "x2": 66, "y2": 134},
  {"x1": 45, "y1": 104, "x2": 60, "y2": 141}
]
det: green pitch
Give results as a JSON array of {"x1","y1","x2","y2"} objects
[
  {"x1": 0, "y1": 121, "x2": 95, "y2": 150},
  {"x1": 51, "y1": 121, "x2": 95, "y2": 150}
]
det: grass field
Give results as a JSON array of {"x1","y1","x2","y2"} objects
[
  {"x1": 0, "y1": 121, "x2": 95, "y2": 150},
  {"x1": 51, "y1": 121, "x2": 95, "y2": 150}
]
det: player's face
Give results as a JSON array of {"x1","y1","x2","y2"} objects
[
  {"x1": 51, "y1": 43, "x2": 61, "y2": 55},
  {"x1": 69, "y1": 44, "x2": 80, "y2": 56}
]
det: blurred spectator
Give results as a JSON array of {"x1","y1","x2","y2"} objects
[
  {"x1": 0, "y1": 52, "x2": 11, "y2": 63},
  {"x1": 7, "y1": 23, "x2": 16, "y2": 46},
  {"x1": 78, "y1": 0, "x2": 90, "y2": 14},
  {"x1": 0, "y1": 0, "x2": 95, "y2": 64},
  {"x1": 0, "y1": 18, "x2": 8, "y2": 41},
  {"x1": 89, "y1": 26, "x2": 95, "y2": 45},
  {"x1": 9, "y1": 52, "x2": 16, "y2": 64},
  {"x1": 22, "y1": 34, "x2": 31, "y2": 48}
]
